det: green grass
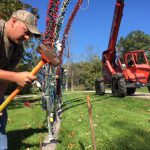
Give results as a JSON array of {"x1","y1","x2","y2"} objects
[
  {"x1": 136, "y1": 87, "x2": 149, "y2": 93},
  {"x1": 5, "y1": 92, "x2": 150, "y2": 150},
  {"x1": 56, "y1": 92, "x2": 150, "y2": 150},
  {"x1": 6, "y1": 95, "x2": 47, "y2": 150}
]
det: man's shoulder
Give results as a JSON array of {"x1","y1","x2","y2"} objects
[
  {"x1": 0, "y1": 19, "x2": 5, "y2": 36},
  {"x1": 0, "y1": 19, "x2": 5, "y2": 23},
  {"x1": 0, "y1": 19, "x2": 5, "y2": 28}
]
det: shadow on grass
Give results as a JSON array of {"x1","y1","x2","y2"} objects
[
  {"x1": 8, "y1": 127, "x2": 47, "y2": 150},
  {"x1": 7, "y1": 97, "x2": 41, "y2": 110},
  {"x1": 61, "y1": 94, "x2": 112, "y2": 113},
  {"x1": 107, "y1": 120, "x2": 150, "y2": 150},
  {"x1": 79, "y1": 140, "x2": 85, "y2": 150},
  {"x1": 77, "y1": 116, "x2": 150, "y2": 150}
]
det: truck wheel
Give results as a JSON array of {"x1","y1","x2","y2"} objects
[
  {"x1": 95, "y1": 79, "x2": 105, "y2": 95},
  {"x1": 112, "y1": 77, "x2": 126, "y2": 97},
  {"x1": 127, "y1": 88, "x2": 136, "y2": 95}
]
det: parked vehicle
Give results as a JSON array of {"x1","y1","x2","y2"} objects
[{"x1": 95, "y1": 0, "x2": 150, "y2": 97}]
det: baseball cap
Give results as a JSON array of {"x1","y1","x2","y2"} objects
[{"x1": 11, "y1": 10, "x2": 41, "y2": 37}]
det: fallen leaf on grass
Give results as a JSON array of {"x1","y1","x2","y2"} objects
[
  {"x1": 80, "y1": 113, "x2": 84, "y2": 118},
  {"x1": 86, "y1": 132, "x2": 90, "y2": 136},
  {"x1": 7, "y1": 118, "x2": 12, "y2": 124},
  {"x1": 15, "y1": 102, "x2": 19, "y2": 106},
  {"x1": 85, "y1": 145, "x2": 92, "y2": 149},
  {"x1": 38, "y1": 124, "x2": 44, "y2": 129},
  {"x1": 68, "y1": 131, "x2": 76, "y2": 137},
  {"x1": 78, "y1": 119, "x2": 82, "y2": 122},
  {"x1": 59, "y1": 128, "x2": 64, "y2": 133},
  {"x1": 25, "y1": 124, "x2": 31, "y2": 129},
  {"x1": 24, "y1": 102, "x2": 33, "y2": 108},
  {"x1": 67, "y1": 143, "x2": 76, "y2": 149}
]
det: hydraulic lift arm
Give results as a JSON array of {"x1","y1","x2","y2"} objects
[{"x1": 103, "y1": 0, "x2": 124, "y2": 63}]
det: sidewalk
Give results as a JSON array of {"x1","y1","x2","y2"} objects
[
  {"x1": 42, "y1": 118, "x2": 61, "y2": 150},
  {"x1": 14, "y1": 94, "x2": 62, "y2": 150}
]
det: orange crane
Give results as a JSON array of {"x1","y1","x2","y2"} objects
[{"x1": 95, "y1": 0, "x2": 150, "y2": 97}]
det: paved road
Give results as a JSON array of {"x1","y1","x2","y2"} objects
[
  {"x1": 64, "y1": 90, "x2": 150, "y2": 99},
  {"x1": 129, "y1": 92, "x2": 150, "y2": 99}
]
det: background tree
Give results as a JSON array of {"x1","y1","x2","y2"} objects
[
  {"x1": 0, "y1": 0, "x2": 39, "y2": 20},
  {"x1": 83, "y1": 56, "x2": 102, "y2": 90},
  {"x1": 64, "y1": 55, "x2": 102, "y2": 90},
  {"x1": 117, "y1": 30, "x2": 150, "y2": 52}
]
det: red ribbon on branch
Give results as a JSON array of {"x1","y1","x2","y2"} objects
[{"x1": 43, "y1": 0, "x2": 60, "y2": 48}]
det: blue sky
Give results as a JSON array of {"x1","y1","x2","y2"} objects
[{"x1": 23, "y1": 0, "x2": 150, "y2": 61}]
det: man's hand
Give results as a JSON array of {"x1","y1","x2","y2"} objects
[
  {"x1": 15, "y1": 72, "x2": 37, "y2": 87},
  {"x1": 0, "y1": 70, "x2": 36, "y2": 87}
]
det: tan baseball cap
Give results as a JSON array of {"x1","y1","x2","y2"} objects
[{"x1": 12, "y1": 10, "x2": 41, "y2": 37}]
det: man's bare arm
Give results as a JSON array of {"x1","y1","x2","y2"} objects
[{"x1": 0, "y1": 70, "x2": 36, "y2": 87}]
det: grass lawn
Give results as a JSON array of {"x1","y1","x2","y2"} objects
[
  {"x1": 5, "y1": 91, "x2": 150, "y2": 150},
  {"x1": 56, "y1": 91, "x2": 150, "y2": 150},
  {"x1": 136, "y1": 87, "x2": 150, "y2": 93},
  {"x1": 6, "y1": 95, "x2": 47, "y2": 150}
]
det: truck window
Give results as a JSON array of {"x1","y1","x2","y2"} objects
[{"x1": 136, "y1": 53, "x2": 146, "y2": 64}]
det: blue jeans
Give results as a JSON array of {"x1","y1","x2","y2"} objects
[{"x1": 0, "y1": 98, "x2": 8, "y2": 150}]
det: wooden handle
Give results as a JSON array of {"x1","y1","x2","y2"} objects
[
  {"x1": 0, "y1": 60, "x2": 45, "y2": 112},
  {"x1": 30, "y1": 60, "x2": 45, "y2": 75}
]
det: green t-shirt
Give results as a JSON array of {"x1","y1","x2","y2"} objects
[{"x1": 0, "y1": 19, "x2": 24, "y2": 71}]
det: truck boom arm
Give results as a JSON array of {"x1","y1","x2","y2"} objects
[{"x1": 104, "y1": 0, "x2": 124, "y2": 63}]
